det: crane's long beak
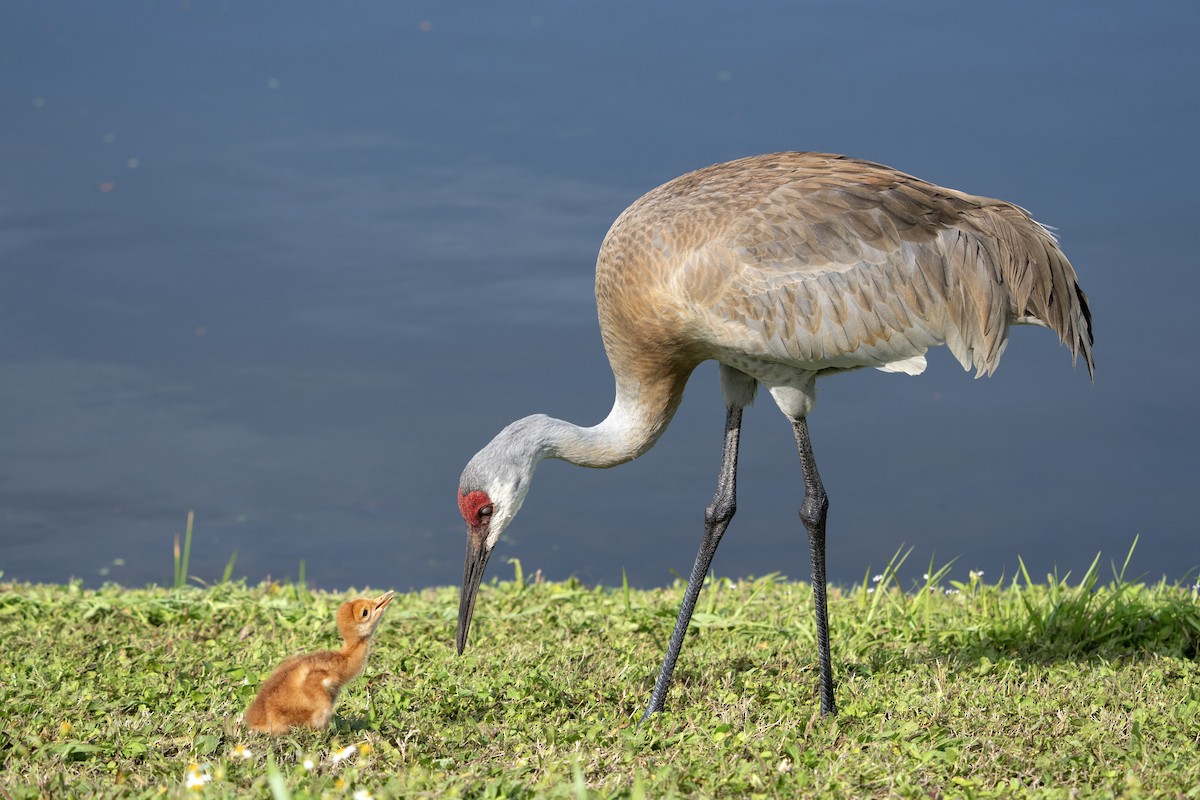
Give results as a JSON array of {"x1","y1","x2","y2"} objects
[{"x1": 456, "y1": 527, "x2": 491, "y2": 655}]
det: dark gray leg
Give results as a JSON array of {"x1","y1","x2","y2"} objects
[
  {"x1": 791, "y1": 416, "x2": 836, "y2": 716},
  {"x1": 641, "y1": 406, "x2": 742, "y2": 721}
]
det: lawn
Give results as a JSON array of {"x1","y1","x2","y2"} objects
[{"x1": 1, "y1": 547, "x2": 1198, "y2": 798}]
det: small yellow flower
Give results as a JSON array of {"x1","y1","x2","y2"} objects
[
  {"x1": 335, "y1": 778, "x2": 346, "y2": 790},
  {"x1": 231, "y1": 744, "x2": 252, "y2": 760},
  {"x1": 59, "y1": 721, "x2": 73, "y2": 737},
  {"x1": 357, "y1": 742, "x2": 373, "y2": 755}
]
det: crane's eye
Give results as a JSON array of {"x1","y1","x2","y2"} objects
[
  {"x1": 360, "y1": 607, "x2": 369, "y2": 619},
  {"x1": 479, "y1": 504, "x2": 493, "y2": 520}
]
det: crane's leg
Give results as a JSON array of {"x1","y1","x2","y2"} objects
[
  {"x1": 791, "y1": 416, "x2": 836, "y2": 716},
  {"x1": 640, "y1": 405, "x2": 742, "y2": 721}
]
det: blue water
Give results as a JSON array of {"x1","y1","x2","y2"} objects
[{"x1": 1, "y1": 1, "x2": 1197, "y2": 592}]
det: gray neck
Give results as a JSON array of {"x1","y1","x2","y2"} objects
[{"x1": 516, "y1": 394, "x2": 655, "y2": 470}]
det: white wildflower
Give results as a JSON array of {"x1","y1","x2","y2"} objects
[
  {"x1": 184, "y1": 764, "x2": 211, "y2": 790},
  {"x1": 331, "y1": 744, "x2": 357, "y2": 765},
  {"x1": 872, "y1": 574, "x2": 884, "y2": 583},
  {"x1": 353, "y1": 791, "x2": 374, "y2": 800}
]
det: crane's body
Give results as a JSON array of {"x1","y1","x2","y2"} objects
[{"x1": 455, "y1": 152, "x2": 1092, "y2": 718}]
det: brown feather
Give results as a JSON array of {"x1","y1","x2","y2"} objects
[{"x1": 595, "y1": 151, "x2": 1093, "y2": 414}]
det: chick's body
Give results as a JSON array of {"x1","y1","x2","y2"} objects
[{"x1": 245, "y1": 591, "x2": 394, "y2": 734}]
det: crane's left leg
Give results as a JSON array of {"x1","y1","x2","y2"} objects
[{"x1": 791, "y1": 416, "x2": 836, "y2": 716}]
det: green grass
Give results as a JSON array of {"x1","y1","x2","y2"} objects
[{"x1": 1, "y1": 549, "x2": 1198, "y2": 799}]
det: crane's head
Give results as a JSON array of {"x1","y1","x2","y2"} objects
[{"x1": 455, "y1": 419, "x2": 543, "y2": 655}]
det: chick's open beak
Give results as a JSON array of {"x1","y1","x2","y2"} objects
[
  {"x1": 374, "y1": 590, "x2": 396, "y2": 615},
  {"x1": 456, "y1": 525, "x2": 491, "y2": 655}
]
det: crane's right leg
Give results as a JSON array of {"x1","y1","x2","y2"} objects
[
  {"x1": 791, "y1": 416, "x2": 836, "y2": 716},
  {"x1": 640, "y1": 405, "x2": 742, "y2": 722}
]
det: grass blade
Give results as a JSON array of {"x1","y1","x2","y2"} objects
[
  {"x1": 173, "y1": 511, "x2": 195, "y2": 589},
  {"x1": 266, "y1": 753, "x2": 292, "y2": 800},
  {"x1": 221, "y1": 551, "x2": 238, "y2": 585}
]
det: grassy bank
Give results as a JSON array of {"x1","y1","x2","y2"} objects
[{"x1": 1, "y1": 553, "x2": 1198, "y2": 799}]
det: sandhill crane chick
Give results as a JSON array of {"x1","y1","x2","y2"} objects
[{"x1": 245, "y1": 590, "x2": 395, "y2": 734}]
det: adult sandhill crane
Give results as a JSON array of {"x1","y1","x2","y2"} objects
[{"x1": 455, "y1": 152, "x2": 1093, "y2": 719}]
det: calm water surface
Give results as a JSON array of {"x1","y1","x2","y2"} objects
[{"x1": 1, "y1": 2, "x2": 1197, "y2": 591}]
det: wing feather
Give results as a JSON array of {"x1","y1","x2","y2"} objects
[{"x1": 617, "y1": 152, "x2": 1092, "y2": 379}]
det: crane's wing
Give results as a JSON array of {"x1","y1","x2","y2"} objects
[{"x1": 670, "y1": 155, "x2": 1092, "y2": 378}]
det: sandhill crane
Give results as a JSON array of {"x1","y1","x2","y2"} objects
[{"x1": 455, "y1": 152, "x2": 1093, "y2": 719}]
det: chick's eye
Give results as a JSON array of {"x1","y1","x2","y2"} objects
[
  {"x1": 479, "y1": 504, "x2": 493, "y2": 520},
  {"x1": 361, "y1": 608, "x2": 369, "y2": 618}
]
